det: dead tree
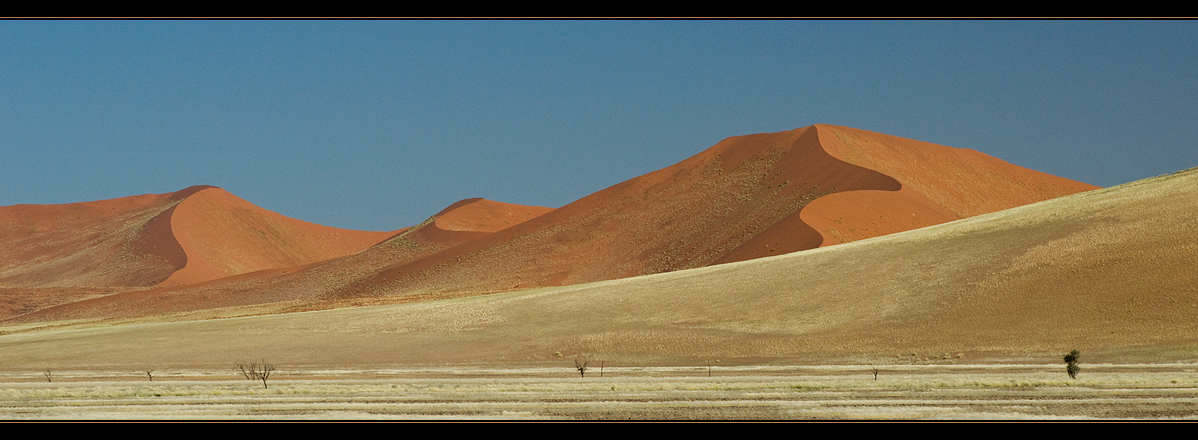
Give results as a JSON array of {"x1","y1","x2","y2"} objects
[
  {"x1": 237, "y1": 363, "x2": 258, "y2": 381},
  {"x1": 43, "y1": 370, "x2": 52, "y2": 383},
  {"x1": 258, "y1": 363, "x2": 276, "y2": 389},
  {"x1": 146, "y1": 369, "x2": 155, "y2": 382},
  {"x1": 237, "y1": 361, "x2": 277, "y2": 388},
  {"x1": 706, "y1": 360, "x2": 721, "y2": 377},
  {"x1": 575, "y1": 359, "x2": 589, "y2": 378},
  {"x1": 872, "y1": 366, "x2": 879, "y2": 381}
]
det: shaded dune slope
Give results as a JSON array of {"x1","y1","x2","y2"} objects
[
  {"x1": 0, "y1": 187, "x2": 197, "y2": 287},
  {"x1": 0, "y1": 186, "x2": 396, "y2": 289},
  {"x1": 0, "y1": 167, "x2": 1191, "y2": 368}
]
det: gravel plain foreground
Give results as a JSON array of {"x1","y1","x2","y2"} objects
[{"x1": 0, "y1": 364, "x2": 1196, "y2": 420}]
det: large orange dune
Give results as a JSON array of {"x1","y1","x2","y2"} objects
[
  {"x1": 349, "y1": 124, "x2": 1096, "y2": 298},
  {"x1": 1, "y1": 124, "x2": 1098, "y2": 322},
  {"x1": 0, "y1": 185, "x2": 397, "y2": 288}
]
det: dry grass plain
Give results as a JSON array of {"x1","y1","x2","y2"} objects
[{"x1": 0, "y1": 365, "x2": 1195, "y2": 420}]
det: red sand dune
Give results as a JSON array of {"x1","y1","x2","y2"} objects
[
  {"x1": 6, "y1": 198, "x2": 554, "y2": 321},
  {"x1": 0, "y1": 185, "x2": 396, "y2": 288},
  {"x1": 158, "y1": 186, "x2": 398, "y2": 286},
  {"x1": 349, "y1": 124, "x2": 1097, "y2": 298}
]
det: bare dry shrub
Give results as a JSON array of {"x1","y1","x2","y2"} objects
[{"x1": 237, "y1": 361, "x2": 277, "y2": 388}]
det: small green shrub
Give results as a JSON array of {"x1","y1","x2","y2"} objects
[{"x1": 1064, "y1": 349, "x2": 1080, "y2": 379}]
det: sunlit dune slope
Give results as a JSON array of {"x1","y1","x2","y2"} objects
[
  {"x1": 353, "y1": 124, "x2": 1095, "y2": 296},
  {"x1": 158, "y1": 186, "x2": 397, "y2": 286},
  {"x1": 0, "y1": 186, "x2": 396, "y2": 288},
  {"x1": 0, "y1": 167, "x2": 1190, "y2": 369}
]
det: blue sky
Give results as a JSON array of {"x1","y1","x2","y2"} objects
[{"x1": 2, "y1": 20, "x2": 1195, "y2": 231}]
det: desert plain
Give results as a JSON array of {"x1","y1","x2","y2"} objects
[{"x1": 0, "y1": 124, "x2": 1195, "y2": 420}]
